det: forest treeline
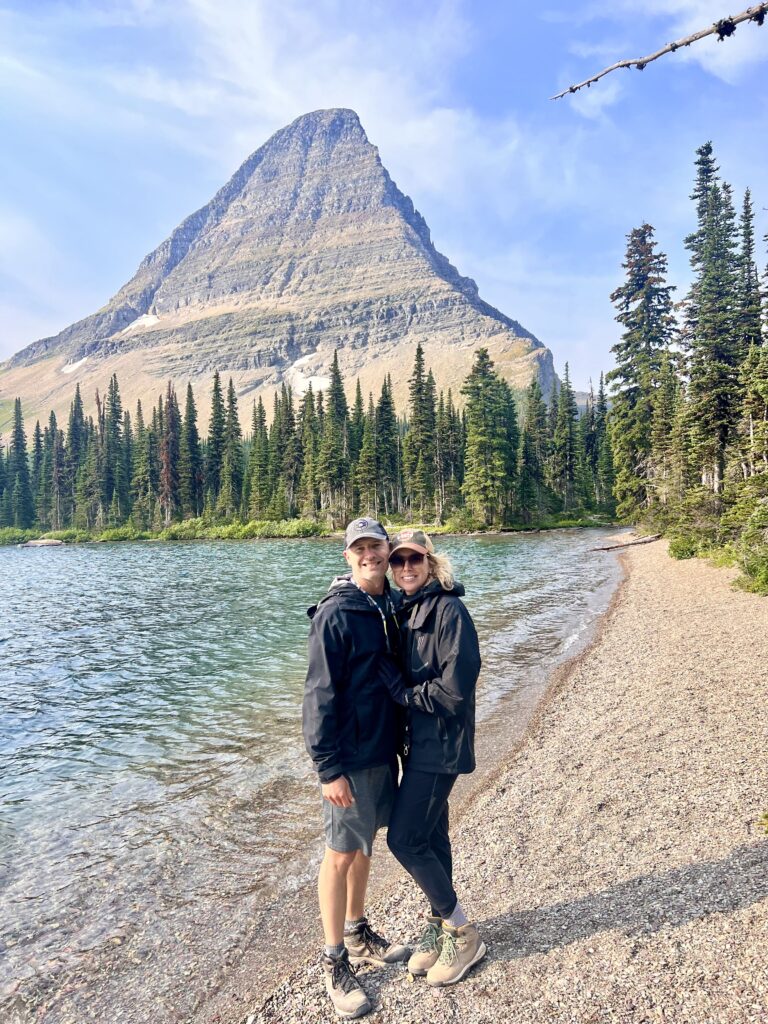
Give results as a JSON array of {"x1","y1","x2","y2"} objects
[
  {"x1": 0, "y1": 344, "x2": 614, "y2": 543},
  {"x1": 608, "y1": 141, "x2": 767, "y2": 591},
  {"x1": 2, "y1": 140, "x2": 766, "y2": 591}
]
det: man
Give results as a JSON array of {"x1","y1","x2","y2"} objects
[{"x1": 303, "y1": 518, "x2": 410, "y2": 1019}]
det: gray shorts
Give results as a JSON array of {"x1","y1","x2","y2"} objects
[{"x1": 322, "y1": 763, "x2": 397, "y2": 857}]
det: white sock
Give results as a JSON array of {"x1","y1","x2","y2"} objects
[{"x1": 443, "y1": 901, "x2": 468, "y2": 928}]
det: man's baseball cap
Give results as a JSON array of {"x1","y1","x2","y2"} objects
[
  {"x1": 344, "y1": 518, "x2": 389, "y2": 549},
  {"x1": 389, "y1": 529, "x2": 434, "y2": 556}
]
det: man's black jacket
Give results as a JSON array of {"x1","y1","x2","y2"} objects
[{"x1": 302, "y1": 575, "x2": 400, "y2": 784}]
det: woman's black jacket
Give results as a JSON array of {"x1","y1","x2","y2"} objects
[{"x1": 391, "y1": 579, "x2": 481, "y2": 775}]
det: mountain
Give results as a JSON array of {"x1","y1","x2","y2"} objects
[{"x1": 0, "y1": 108, "x2": 556, "y2": 430}]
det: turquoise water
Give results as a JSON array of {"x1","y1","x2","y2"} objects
[{"x1": 0, "y1": 530, "x2": 623, "y2": 1019}]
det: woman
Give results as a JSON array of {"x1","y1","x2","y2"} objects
[{"x1": 382, "y1": 528, "x2": 486, "y2": 986}]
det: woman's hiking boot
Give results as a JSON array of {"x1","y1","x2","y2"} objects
[
  {"x1": 322, "y1": 948, "x2": 371, "y2": 1018},
  {"x1": 407, "y1": 916, "x2": 443, "y2": 975},
  {"x1": 425, "y1": 923, "x2": 487, "y2": 986},
  {"x1": 344, "y1": 917, "x2": 410, "y2": 967}
]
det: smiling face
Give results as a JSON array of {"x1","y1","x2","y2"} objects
[
  {"x1": 344, "y1": 537, "x2": 391, "y2": 594},
  {"x1": 390, "y1": 549, "x2": 430, "y2": 595}
]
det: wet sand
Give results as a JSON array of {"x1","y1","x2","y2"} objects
[{"x1": 252, "y1": 541, "x2": 768, "y2": 1024}]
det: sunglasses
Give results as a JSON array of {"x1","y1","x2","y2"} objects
[{"x1": 390, "y1": 552, "x2": 426, "y2": 569}]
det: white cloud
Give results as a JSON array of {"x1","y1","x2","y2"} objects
[{"x1": 568, "y1": 77, "x2": 624, "y2": 119}]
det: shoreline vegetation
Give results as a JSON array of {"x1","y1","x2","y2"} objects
[
  {"x1": 0, "y1": 512, "x2": 615, "y2": 547},
  {"x1": 246, "y1": 540, "x2": 768, "y2": 1024}
]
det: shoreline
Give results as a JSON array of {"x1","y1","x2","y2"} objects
[
  {"x1": 250, "y1": 540, "x2": 768, "y2": 1024},
  {"x1": 193, "y1": 538, "x2": 625, "y2": 1024}
]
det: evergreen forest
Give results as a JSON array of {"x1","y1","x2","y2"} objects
[{"x1": 1, "y1": 141, "x2": 766, "y2": 591}]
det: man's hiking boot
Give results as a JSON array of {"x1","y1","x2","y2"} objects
[
  {"x1": 345, "y1": 917, "x2": 410, "y2": 967},
  {"x1": 322, "y1": 948, "x2": 371, "y2": 1019},
  {"x1": 425, "y1": 923, "x2": 487, "y2": 986},
  {"x1": 407, "y1": 916, "x2": 443, "y2": 976}
]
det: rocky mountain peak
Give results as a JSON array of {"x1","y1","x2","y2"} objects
[{"x1": 2, "y1": 108, "x2": 555, "y2": 430}]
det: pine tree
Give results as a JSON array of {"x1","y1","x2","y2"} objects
[
  {"x1": 687, "y1": 180, "x2": 740, "y2": 493},
  {"x1": 552, "y1": 366, "x2": 580, "y2": 512},
  {"x1": 355, "y1": 395, "x2": 378, "y2": 515},
  {"x1": 517, "y1": 378, "x2": 550, "y2": 522},
  {"x1": 735, "y1": 189, "x2": 763, "y2": 361},
  {"x1": 9, "y1": 398, "x2": 35, "y2": 528},
  {"x1": 248, "y1": 398, "x2": 271, "y2": 519},
  {"x1": 50, "y1": 418, "x2": 66, "y2": 531},
  {"x1": 349, "y1": 379, "x2": 365, "y2": 464},
  {"x1": 159, "y1": 383, "x2": 182, "y2": 526},
  {"x1": 296, "y1": 388, "x2": 319, "y2": 518},
  {"x1": 375, "y1": 376, "x2": 400, "y2": 515},
  {"x1": 402, "y1": 345, "x2": 437, "y2": 516},
  {"x1": 103, "y1": 374, "x2": 127, "y2": 518},
  {"x1": 179, "y1": 384, "x2": 203, "y2": 518},
  {"x1": 206, "y1": 371, "x2": 226, "y2": 502},
  {"x1": 31, "y1": 420, "x2": 44, "y2": 525},
  {"x1": 316, "y1": 351, "x2": 350, "y2": 523},
  {"x1": 461, "y1": 349, "x2": 518, "y2": 525},
  {"x1": 217, "y1": 378, "x2": 243, "y2": 519},
  {"x1": 648, "y1": 352, "x2": 680, "y2": 509},
  {"x1": 607, "y1": 223, "x2": 676, "y2": 517}
]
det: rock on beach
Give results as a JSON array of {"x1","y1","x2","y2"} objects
[{"x1": 249, "y1": 541, "x2": 768, "y2": 1024}]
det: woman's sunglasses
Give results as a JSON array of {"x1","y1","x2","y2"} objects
[{"x1": 390, "y1": 552, "x2": 426, "y2": 568}]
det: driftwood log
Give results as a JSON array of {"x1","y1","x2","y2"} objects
[{"x1": 593, "y1": 534, "x2": 662, "y2": 552}]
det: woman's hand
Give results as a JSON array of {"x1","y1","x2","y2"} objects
[{"x1": 322, "y1": 776, "x2": 355, "y2": 807}]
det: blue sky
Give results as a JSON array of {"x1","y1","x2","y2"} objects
[{"x1": 1, "y1": 0, "x2": 767, "y2": 389}]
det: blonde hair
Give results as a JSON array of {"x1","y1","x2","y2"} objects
[{"x1": 427, "y1": 549, "x2": 455, "y2": 590}]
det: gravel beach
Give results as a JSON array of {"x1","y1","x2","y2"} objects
[{"x1": 250, "y1": 541, "x2": 768, "y2": 1024}]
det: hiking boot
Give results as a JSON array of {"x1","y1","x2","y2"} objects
[
  {"x1": 425, "y1": 923, "x2": 487, "y2": 986},
  {"x1": 322, "y1": 948, "x2": 371, "y2": 1019},
  {"x1": 407, "y1": 915, "x2": 443, "y2": 976},
  {"x1": 345, "y1": 917, "x2": 410, "y2": 967}
]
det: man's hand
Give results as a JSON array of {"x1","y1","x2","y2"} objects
[{"x1": 322, "y1": 776, "x2": 355, "y2": 807}]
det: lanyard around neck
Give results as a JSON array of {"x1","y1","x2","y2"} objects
[{"x1": 349, "y1": 580, "x2": 395, "y2": 653}]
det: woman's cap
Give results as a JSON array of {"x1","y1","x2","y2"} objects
[{"x1": 390, "y1": 528, "x2": 433, "y2": 556}]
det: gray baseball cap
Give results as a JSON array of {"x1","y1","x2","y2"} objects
[{"x1": 344, "y1": 518, "x2": 389, "y2": 548}]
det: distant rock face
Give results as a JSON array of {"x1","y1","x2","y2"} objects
[{"x1": 2, "y1": 108, "x2": 555, "y2": 426}]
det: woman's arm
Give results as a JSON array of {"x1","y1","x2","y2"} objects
[{"x1": 381, "y1": 598, "x2": 481, "y2": 716}]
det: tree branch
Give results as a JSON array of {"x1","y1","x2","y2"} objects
[{"x1": 551, "y1": 4, "x2": 768, "y2": 100}]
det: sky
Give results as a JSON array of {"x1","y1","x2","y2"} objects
[{"x1": 1, "y1": 0, "x2": 767, "y2": 391}]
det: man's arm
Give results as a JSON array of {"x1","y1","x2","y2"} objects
[{"x1": 302, "y1": 609, "x2": 348, "y2": 784}]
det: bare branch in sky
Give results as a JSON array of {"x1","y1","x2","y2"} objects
[{"x1": 551, "y1": 4, "x2": 767, "y2": 100}]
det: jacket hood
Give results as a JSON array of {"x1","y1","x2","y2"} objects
[
  {"x1": 401, "y1": 577, "x2": 465, "y2": 606},
  {"x1": 308, "y1": 573, "x2": 397, "y2": 619}
]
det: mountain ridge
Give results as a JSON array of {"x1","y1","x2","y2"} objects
[{"x1": 2, "y1": 108, "x2": 555, "y2": 428}]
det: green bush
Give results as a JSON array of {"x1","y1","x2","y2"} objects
[
  {"x1": 42, "y1": 529, "x2": 92, "y2": 543},
  {"x1": 668, "y1": 533, "x2": 699, "y2": 560},
  {"x1": 158, "y1": 516, "x2": 327, "y2": 541},
  {"x1": 0, "y1": 527, "x2": 39, "y2": 546},
  {"x1": 96, "y1": 526, "x2": 152, "y2": 542}
]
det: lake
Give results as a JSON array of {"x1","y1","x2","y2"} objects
[{"x1": 0, "y1": 529, "x2": 624, "y2": 1021}]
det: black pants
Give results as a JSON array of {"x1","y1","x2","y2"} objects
[{"x1": 386, "y1": 768, "x2": 458, "y2": 919}]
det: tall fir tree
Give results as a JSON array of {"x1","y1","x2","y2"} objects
[
  {"x1": 9, "y1": 397, "x2": 35, "y2": 528},
  {"x1": 206, "y1": 371, "x2": 226, "y2": 502},
  {"x1": 179, "y1": 384, "x2": 204, "y2": 518},
  {"x1": 159, "y1": 383, "x2": 182, "y2": 526},
  {"x1": 461, "y1": 349, "x2": 518, "y2": 524},
  {"x1": 607, "y1": 223, "x2": 676, "y2": 517}
]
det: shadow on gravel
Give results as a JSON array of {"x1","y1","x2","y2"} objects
[{"x1": 479, "y1": 841, "x2": 768, "y2": 960}]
